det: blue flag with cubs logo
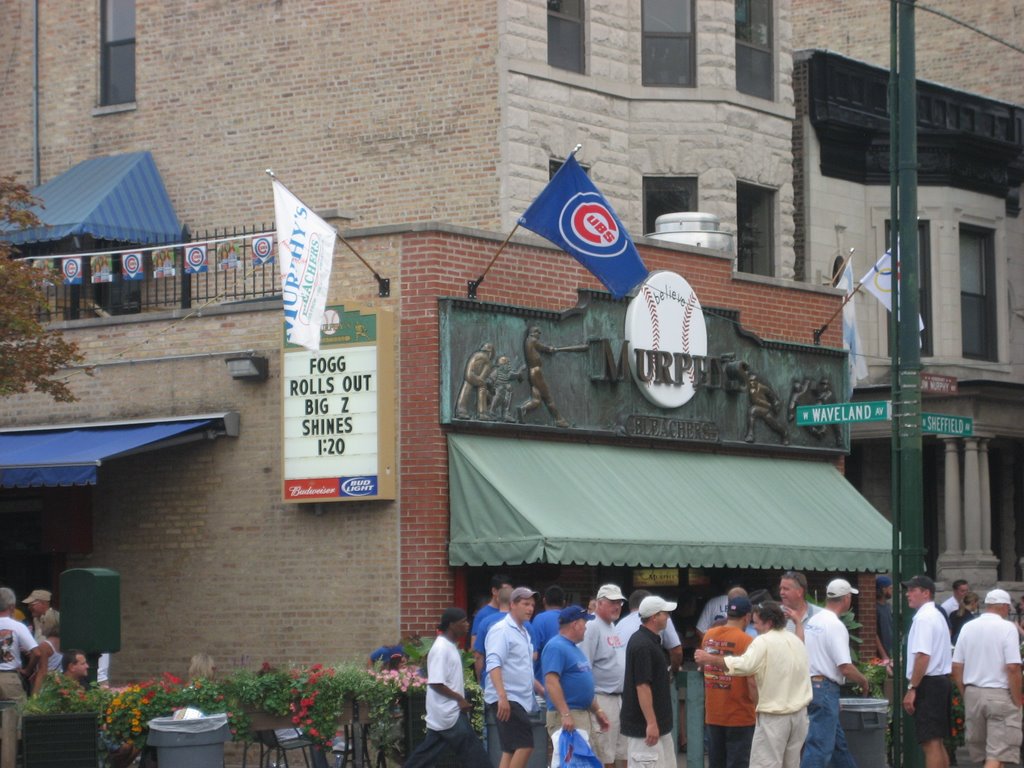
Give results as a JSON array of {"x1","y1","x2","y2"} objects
[{"x1": 518, "y1": 154, "x2": 648, "y2": 298}]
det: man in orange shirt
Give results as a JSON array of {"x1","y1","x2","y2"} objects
[{"x1": 701, "y1": 596, "x2": 758, "y2": 768}]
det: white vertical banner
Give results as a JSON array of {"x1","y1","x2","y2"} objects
[
  {"x1": 273, "y1": 179, "x2": 337, "y2": 351},
  {"x1": 839, "y1": 259, "x2": 869, "y2": 389}
]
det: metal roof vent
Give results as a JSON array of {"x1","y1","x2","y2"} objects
[{"x1": 647, "y1": 212, "x2": 734, "y2": 253}]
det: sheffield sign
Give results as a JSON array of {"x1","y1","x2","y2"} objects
[{"x1": 282, "y1": 305, "x2": 395, "y2": 502}]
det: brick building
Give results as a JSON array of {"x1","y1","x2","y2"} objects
[{"x1": 0, "y1": 0, "x2": 900, "y2": 685}]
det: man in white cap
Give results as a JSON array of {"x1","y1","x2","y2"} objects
[
  {"x1": 620, "y1": 595, "x2": 677, "y2": 768},
  {"x1": 581, "y1": 583, "x2": 629, "y2": 767},
  {"x1": 24, "y1": 589, "x2": 58, "y2": 641},
  {"x1": 799, "y1": 579, "x2": 869, "y2": 768},
  {"x1": 951, "y1": 588, "x2": 1022, "y2": 768}
]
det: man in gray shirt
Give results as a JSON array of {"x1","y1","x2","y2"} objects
[{"x1": 581, "y1": 584, "x2": 629, "y2": 768}]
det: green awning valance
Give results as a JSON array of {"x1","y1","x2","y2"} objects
[{"x1": 448, "y1": 434, "x2": 891, "y2": 572}]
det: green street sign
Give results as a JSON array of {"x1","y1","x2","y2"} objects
[
  {"x1": 921, "y1": 413, "x2": 973, "y2": 436},
  {"x1": 796, "y1": 400, "x2": 891, "y2": 427}
]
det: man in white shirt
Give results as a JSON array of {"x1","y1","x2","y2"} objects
[
  {"x1": 951, "y1": 588, "x2": 1022, "y2": 768},
  {"x1": 779, "y1": 571, "x2": 821, "y2": 641},
  {"x1": 800, "y1": 579, "x2": 869, "y2": 768},
  {"x1": 0, "y1": 587, "x2": 39, "y2": 736},
  {"x1": 941, "y1": 579, "x2": 969, "y2": 619},
  {"x1": 902, "y1": 575, "x2": 954, "y2": 768},
  {"x1": 404, "y1": 607, "x2": 489, "y2": 768}
]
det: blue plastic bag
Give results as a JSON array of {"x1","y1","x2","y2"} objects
[{"x1": 557, "y1": 728, "x2": 603, "y2": 768}]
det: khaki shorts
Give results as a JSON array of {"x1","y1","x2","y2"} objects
[
  {"x1": 964, "y1": 685, "x2": 1023, "y2": 765},
  {"x1": 592, "y1": 692, "x2": 628, "y2": 764},
  {"x1": 626, "y1": 733, "x2": 674, "y2": 768}
]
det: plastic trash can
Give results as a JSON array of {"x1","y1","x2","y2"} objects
[
  {"x1": 147, "y1": 713, "x2": 231, "y2": 768},
  {"x1": 838, "y1": 698, "x2": 889, "y2": 768}
]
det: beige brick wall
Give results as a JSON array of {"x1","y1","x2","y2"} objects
[
  {"x1": 791, "y1": 0, "x2": 1024, "y2": 105},
  {"x1": 0, "y1": 1, "x2": 504, "y2": 234}
]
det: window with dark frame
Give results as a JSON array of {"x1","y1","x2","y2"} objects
[
  {"x1": 101, "y1": 0, "x2": 135, "y2": 106},
  {"x1": 642, "y1": 0, "x2": 695, "y2": 87},
  {"x1": 735, "y1": 0, "x2": 772, "y2": 100},
  {"x1": 959, "y1": 225, "x2": 997, "y2": 360},
  {"x1": 884, "y1": 221, "x2": 933, "y2": 358},
  {"x1": 548, "y1": 0, "x2": 584, "y2": 74},
  {"x1": 643, "y1": 177, "x2": 697, "y2": 235},
  {"x1": 736, "y1": 182, "x2": 773, "y2": 276}
]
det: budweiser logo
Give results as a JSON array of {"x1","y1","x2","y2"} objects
[{"x1": 285, "y1": 479, "x2": 339, "y2": 499}]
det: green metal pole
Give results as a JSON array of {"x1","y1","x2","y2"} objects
[
  {"x1": 888, "y1": 1, "x2": 905, "y2": 764},
  {"x1": 896, "y1": 1, "x2": 926, "y2": 767}
]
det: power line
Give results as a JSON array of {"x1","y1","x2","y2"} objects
[{"x1": 895, "y1": 0, "x2": 1024, "y2": 57}]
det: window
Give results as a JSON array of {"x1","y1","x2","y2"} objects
[
  {"x1": 642, "y1": 0, "x2": 695, "y2": 87},
  {"x1": 735, "y1": 0, "x2": 772, "y2": 99},
  {"x1": 960, "y1": 226, "x2": 997, "y2": 360},
  {"x1": 736, "y1": 182, "x2": 773, "y2": 275},
  {"x1": 101, "y1": 0, "x2": 135, "y2": 105},
  {"x1": 548, "y1": 0, "x2": 584, "y2": 73},
  {"x1": 885, "y1": 221, "x2": 933, "y2": 357},
  {"x1": 643, "y1": 177, "x2": 697, "y2": 234}
]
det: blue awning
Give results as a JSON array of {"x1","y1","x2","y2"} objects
[
  {"x1": 1, "y1": 152, "x2": 180, "y2": 246},
  {"x1": 0, "y1": 413, "x2": 239, "y2": 488}
]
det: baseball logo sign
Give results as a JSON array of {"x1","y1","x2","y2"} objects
[
  {"x1": 185, "y1": 244, "x2": 208, "y2": 273},
  {"x1": 625, "y1": 270, "x2": 708, "y2": 409},
  {"x1": 557, "y1": 192, "x2": 628, "y2": 259},
  {"x1": 122, "y1": 252, "x2": 144, "y2": 281},
  {"x1": 251, "y1": 235, "x2": 274, "y2": 265},
  {"x1": 62, "y1": 258, "x2": 82, "y2": 284}
]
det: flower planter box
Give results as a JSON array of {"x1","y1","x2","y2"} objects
[{"x1": 22, "y1": 712, "x2": 99, "y2": 768}]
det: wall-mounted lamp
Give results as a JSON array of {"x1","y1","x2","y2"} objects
[{"x1": 225, "y1": 354, "x2": 269, "y2": 382}]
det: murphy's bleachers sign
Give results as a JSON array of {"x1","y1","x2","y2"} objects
[{"x1": 438, "y1": 272, "x2": 849, "y2": 454}]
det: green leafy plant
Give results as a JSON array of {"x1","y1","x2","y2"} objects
[{"x1": 24, "y1": 673, "x2": 110, "y2": 715}]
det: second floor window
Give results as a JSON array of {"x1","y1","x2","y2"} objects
[
  {"x1": 643, "y1": 177, "x2": 697, "y2": 234},
  {"x1": 736, "y1": 182, "x2": 773, "y2": 276},
  {"x1": 642, "y1": 0, "x2": 695, "y2": 87},
  {"x1": 960, "y1": 226, "x2": 997, "y2": 360},
  {"x1": 735, "y1": 0, "x2": 772, "y2": 99},
  {"x1": 548, "y1": 0, "x2": 584, "y2": 73},
  {"x1": 101, "y1": 0, "x2": 136, "y2": 105}
]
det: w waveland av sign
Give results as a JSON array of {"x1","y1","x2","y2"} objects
[{"x1": 796, "y1": 400, "x2": 891, "y2": 426}]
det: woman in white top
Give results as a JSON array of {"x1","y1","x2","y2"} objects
[{"x1": 31, "y1": 612, "x2": 62, "y2": 694}]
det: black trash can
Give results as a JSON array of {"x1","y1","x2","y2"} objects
[
  {"x1": 837, "y1": 698, "x2": 889, "y2": 768},
  {"x1": 147, "y1": 713, "x2": 230, "y2": 768}
]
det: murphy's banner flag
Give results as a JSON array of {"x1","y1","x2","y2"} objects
[
  {"x1": 273, "y1": 179, "x2": 337, "y2": 351},
  {"x1": 518, "y1": 154, "x2": 648, "y2": 299}
]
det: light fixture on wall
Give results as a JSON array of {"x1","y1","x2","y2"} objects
[{"x1": 225, "y1": 354, "x2": 269, "y2": 382}]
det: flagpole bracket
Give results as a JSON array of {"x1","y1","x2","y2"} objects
[
  {"x1": 375, "y1": 274, "x2": 391, "y2": 298},
  {"x1": 812, "y1": 324, "x2": 826, "y2": 346},
  {"x1": 467, "y1": 276, "x2": 483, "y2": 300}
]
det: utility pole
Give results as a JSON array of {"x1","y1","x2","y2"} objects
[{"x1": 891, "y1": 1, "x2": 926, "y2": 766}]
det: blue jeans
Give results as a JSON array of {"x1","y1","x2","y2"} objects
[
  {"x1": 403, "y1": 712, "x2": 490, "y2": 768},
  {"x1": 800, "y1": 679, "x2": 856, "y2": 768},
  {"x1": 707, "y1": 723, "x2": 755, "y2": 768}
]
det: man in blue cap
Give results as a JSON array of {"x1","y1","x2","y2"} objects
[
  {"x1": 875, "y1": 575, "x2": 893, "y2": 664},
  {"x1": 541, "y1": 604, "x2": 610, "y2": 738}
]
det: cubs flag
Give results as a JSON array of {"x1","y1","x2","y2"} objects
[
  {"x1": 838, "y1": 258, "x2": 868, "y2": 389},
  {"x1": 273, "y1": 179, "x2": 336, "y2": 352},
  {"x1": 860, "y1": 249, "x2": 924, "y2": 331},
  {"x1": 518, "y1": 154, "x2": 648, "y2": 298}
]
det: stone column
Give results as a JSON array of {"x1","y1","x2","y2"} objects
[
  {"x1": 979, "y1": 439, "x2": 992, "y2": 555},
  {"x1": 943, "y1": 438, "x2": 962, "y2": 555},
  {"x1": 963, "y1": 438, "x2": 982, "y2": 553},
  {"x1": 1000, "y1": 449, "x2": 1017, "y2": 582}
]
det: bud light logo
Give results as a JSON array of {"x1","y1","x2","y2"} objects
[
  {"x1": 339, "y1": 476, "x2": 377, "y2": 497},
  {"x1": 558, "y1": 192, "x2": 627, "y2": 260}
]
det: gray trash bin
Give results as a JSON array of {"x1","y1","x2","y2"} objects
[
  {"x1": 484, "y1": 705, "x2": 548, "y2": 768},
  {"x1": 837, "y1": 698, "x2": 888, "y2": 768},
  {"x1": 147, "y1": 713, "x2": 230, "y2": 768}
]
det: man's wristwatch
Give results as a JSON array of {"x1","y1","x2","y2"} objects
[{"x1": 907, "y1": 683, "x2": 915, "y2": 691}]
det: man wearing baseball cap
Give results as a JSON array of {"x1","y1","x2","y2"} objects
[
  {"x1": 620, "y1": 595, "x2": 677, "y2": 768},
  {"x1": 485, "y1": 586, "x2": 544, "y2": 768},
  {"x1": 902, "y1": 574, "x2": 953, "y2": 768},
  {"x1": 541, "y1": 605, "x2": 610, "y2": 737},
  {"x1": 24, "y1": 588, "x2": 58, "y2": 642},
  {"x1": 951, "y1": 588, "x2": 1022, "y2": 768},
  {"x1": 581, "y1": 584, "x2": 629, "y2": 767},
  {"x1": 700, "y1": 595, "x2": 757, "y2": 768},
  {"x1": 801, "y1": 579, "x2": 870, "y2": 768}
]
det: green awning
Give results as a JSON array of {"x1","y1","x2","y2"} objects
[{"x1": 448, "y1": 434, "x2": 891, "y2": 572}]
